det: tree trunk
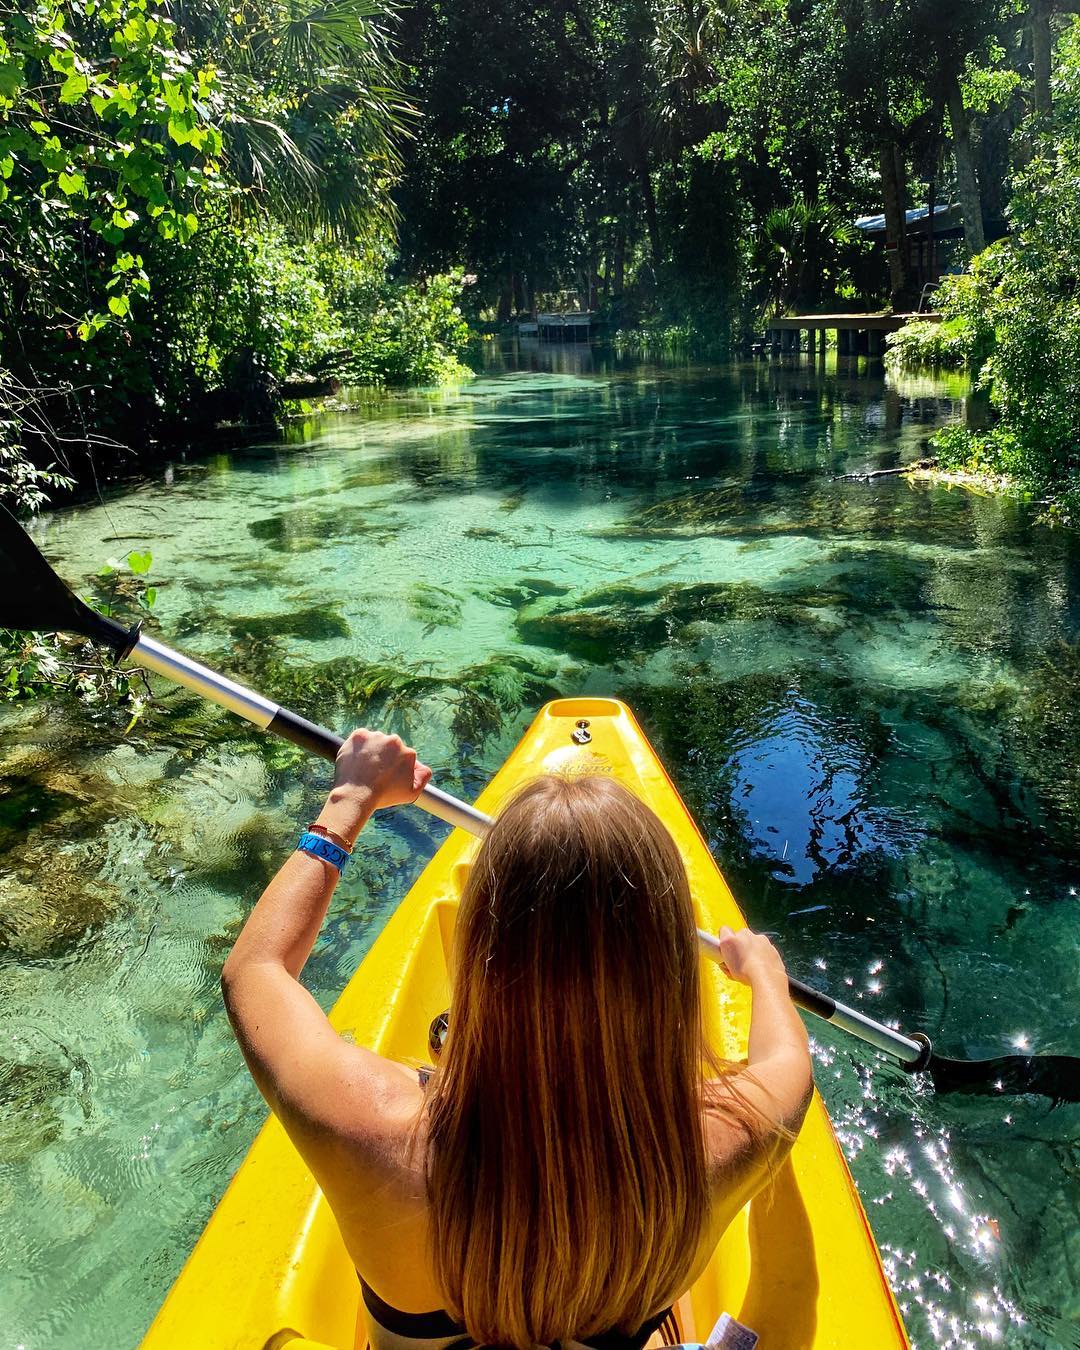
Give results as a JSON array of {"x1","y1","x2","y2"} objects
[
  {"x1": 977, "y1": 107, "x2": 1010, "y2": 226},
  {"x1": 496, "y1": 274, "x2": 513, "y2": 323},
  {"x1": 638, "y1": 162, "x2": 661, "y2": 277},
  {"x1": 1032, "y1": 1, "x2": 1053, "y2": 114},
  {"x1": 630, "y1": 117, "x2": 661, "y2": 277},
  {"x1": 927, "y1": 175, "x2": 936, "y2": 287},
  {"x1": 613, "y1": 234, "x2": 626, "y2": 296},
  {"x1": 946, "y1": 74, "x2": 986, "y2": 258},
  {"x1": 879, "y1": 140, "x2": 910, "y2": 308}
]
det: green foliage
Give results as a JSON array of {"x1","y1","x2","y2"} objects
[
  {"x1": 318, "y1": 261, "x2": 473, "y2": 386},
  {"x1": 202, "y1": 0, "x2": 413, "y2": 243},
  {"x1": 613, "y1": 322, "x2": 704, "y2": 356},
  {"x1": 0, "y1": 0, "x2": 423, "y2": 511},
  {"x1": 885, "y1": 317, "x2": 980, "y2": 371},
  {"x1": 0, "y1": 370, "x2": 74, "y2": 509},
  {"x1": 756, "y1": 196, "x2": 865, "y2": 315},
  {"x1": 918, "y1": 23, "x2": 1080, "y2": 522},
  {"x1": 0, "y1": 545, "x2": 155, "y2": 709},
  {"x1": 0, "y1": 0, "x2": 225, "y2": 334}
]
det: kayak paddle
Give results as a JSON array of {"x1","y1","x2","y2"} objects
[
  {"x1": 698, "y1": 931, "x2": 1080, "y2": 1101},
  {"x1": 1, "y1": 504, "x2": 1078, "y2": 1102}
]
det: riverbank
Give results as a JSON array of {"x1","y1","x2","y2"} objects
[{"x1": 904, "y1": 462, "x2": 1022, "y2": 499}]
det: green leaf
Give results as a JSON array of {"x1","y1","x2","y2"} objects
[
  {"x1": 127, "y1": 549, "x2": 152, "y2": 574},
  {"x1": 108, "y1": 293, "x2": 130, "y2": 317},
  {"x1": 143, "y1": 586, "x2": 157, "y2": 607},
  {"x1": 0, "y1": 153, "x2": 13, "y2": 179},
  {"x1": 59, "y1": 73, "x2": 90, "y2": 104},
  {"x1": 0, "y1": 63, "x2": 23, "y2": 99},
  {"x1": 57, "y1": 170, "x2": 86, "y2": 195}
]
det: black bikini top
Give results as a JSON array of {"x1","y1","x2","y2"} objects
[{"x1": 359, "y1": 1276, "x2": 675, "y2": 1350}]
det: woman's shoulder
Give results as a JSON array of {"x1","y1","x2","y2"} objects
[
  {"x1": 328, "y1": 1046, "x2": 428, "y2": 1145},
  {"x1": 283, "y1": 1041, "x2": 428, "y2": 1185},
  {"x1": 700, "y1": 1072, "x2": 791, "y2": 1190}
]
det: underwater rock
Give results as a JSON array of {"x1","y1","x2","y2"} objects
[
  {"x1": 516, "y1": 577, "x2": 572, "y2": 597},
  {"x1": 408, "y1": 583, "x2": 465, "y2": 629},
  {"x1": 228, "y1": 609, "x2": 351, "y2": 643},
  {"x1": 517, "y1": 607, "x2": 657, "y2": 663},
  {"x1": 0, "y1": 759, "x2": 133, "y2": 958},
  {"x1": 0, "y1": 1058, "x2": 70, "y2": 1162},
  {"x1": 0, "y1": 774, "x2": 86, "y2": 848},
  {"x1": 516, "y1": 580, "x2": 840, "y2": 662},
  {"x1": 478, "y1": 577, "x2": 572, "y2": 608},
  {"x1": 574, "y1": 582, "x2": 670, "y2": 609},
  {"x1": 462, "y1": 526, "x2": 508, "y2": 542},
  {"x1": 248, "y1": 510, "x2": 400, "y2": 553},
  {"x1": 0, "y1": 863, "x2": 119, "y2": 960}
]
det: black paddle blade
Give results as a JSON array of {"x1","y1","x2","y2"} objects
[
  {"x1": 0, "y1": 504, "x2": 134, "y2": 652},
  {"x1": 929, "y1": 1052, "x2": 1080, "y2": 1104}
]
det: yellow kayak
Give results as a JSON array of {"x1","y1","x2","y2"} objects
[{"x1": 141, "y1": 697, "x2": 908, "y2": 1350}]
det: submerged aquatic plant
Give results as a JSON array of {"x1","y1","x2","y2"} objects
[{"x1": 1011, "y1": 641, "x2": 1080, "y2": 853}]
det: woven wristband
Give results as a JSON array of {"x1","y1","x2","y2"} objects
[{"x1": 296, "y1": 830, "x2": 350, "y2": 874}]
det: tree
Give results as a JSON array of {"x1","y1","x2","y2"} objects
[{"x1": 0, "y1": 0, "x2": 413, "y2": 473}]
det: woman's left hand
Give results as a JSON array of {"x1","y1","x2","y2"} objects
[{"x1": 332, "y1": 728, "x2": 433, "y2": 810}]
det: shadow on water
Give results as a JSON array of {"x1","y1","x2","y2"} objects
[{"x1": 2, "y1": 349, "x2": 1080, "y2": 1347}]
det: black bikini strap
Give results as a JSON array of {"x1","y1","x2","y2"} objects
[
  {"x1": 584, "y1": 1307, "x2": 674, "y2": 1350},
  {"x1": 359, "y1": 1275, "x2": 669, "y2": 1350},
  {"x1": 359, "y1": 1276, "x2": 471, "y2": 1343}
]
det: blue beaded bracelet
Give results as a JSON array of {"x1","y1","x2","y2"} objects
[{"x1": 296, "y1": 830, "x2": 350, "y2": 873}]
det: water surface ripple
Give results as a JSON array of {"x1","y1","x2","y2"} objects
[{"x1": 2, "y1": 352, "x2": 1079, "y2": 1349}]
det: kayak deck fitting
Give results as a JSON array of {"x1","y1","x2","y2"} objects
[{"x1": 140, "y1": 698, "x2": 908, "y2": 1349}]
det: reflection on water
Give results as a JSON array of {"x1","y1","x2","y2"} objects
[{"x1": 1, "y1": 352, "x2": 1079, "y2": 1349}]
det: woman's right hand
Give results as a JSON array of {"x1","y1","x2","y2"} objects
[{"x1": 717, "y1": 925, "x2": 788, "y2": 988}]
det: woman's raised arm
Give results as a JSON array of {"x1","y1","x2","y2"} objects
[
  {"x1": 220, "y1": 731, "x2": 432, "y2": 1132},
  {"x1": 714, "y1": 927, "x2": 814, "y2": 1139}
]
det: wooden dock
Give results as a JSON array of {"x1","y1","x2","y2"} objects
[
  {"x1": 766, "y1": 312, "x2": 941, "y2": 357},
  {"x1": 537, "y1": 312, "x2": 593, "y2": 343}
]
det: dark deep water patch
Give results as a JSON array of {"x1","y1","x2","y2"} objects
[{"x1": 2, "y1": 353, "x2": 1079, "y2": 1348}]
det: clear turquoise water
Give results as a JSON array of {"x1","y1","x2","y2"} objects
[{"x1": 1, "y1": 347, "x2": 1079, "y2": 1348}]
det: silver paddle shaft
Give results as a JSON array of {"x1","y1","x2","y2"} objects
[{"x1": 130, "y1": 633, "x2": 495, "y2": 838}]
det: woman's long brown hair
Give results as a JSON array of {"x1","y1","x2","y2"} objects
[{"x1": 424, "y1": 774, "x2": 752, "y2": 1350}]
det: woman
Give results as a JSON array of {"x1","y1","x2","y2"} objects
[{"x1": 222, "y1": 729, "x2": 813, "y2": 1350}]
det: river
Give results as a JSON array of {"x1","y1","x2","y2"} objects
[{"x1": 1, "y1": 348, "x2": 1078, "y2": 1348}]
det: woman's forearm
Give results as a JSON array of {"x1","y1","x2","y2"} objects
[
  {"x1": 746, "y1": 970, "x2": 809, "y2": 1067},
  {"x1": 716, "y1": 926, "x2": 813, "y2": 1136},
  {"x1": 223, "y1": 786, "x2": 375, "y2": 982}
]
